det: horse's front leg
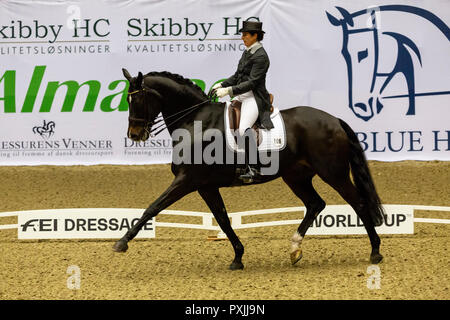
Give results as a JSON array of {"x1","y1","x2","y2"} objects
[{"x1": 113, "y1": 173, "x2": 194, "y2": 252}]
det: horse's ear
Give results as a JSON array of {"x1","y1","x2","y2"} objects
[
  {"x1": 137, "y1": 72, "x2": 144, "y2": 87},
  {"x1": 326, "y1": 11, "x2": 341, "y2": 26},
  {"x1": 336, "y1": 6, "x2": 354, "y2": 27},
  {"x1": 122, "y1": 68, "x2": 132, "y2": 81}
]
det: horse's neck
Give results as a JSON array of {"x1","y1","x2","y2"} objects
[
  {"x1": 160, "y1": 92, "x2": 208, "y2": 133},
  {"x1": 161, "y1": 95, "x2": 204, "y2": 117},
  {"x1": 146, "y1": 75, "x2": 209, "y2": 131}
]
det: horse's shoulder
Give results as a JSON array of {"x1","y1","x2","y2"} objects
[{"x1": 199, "y1": 102, "x2": 225, "y2": 128}]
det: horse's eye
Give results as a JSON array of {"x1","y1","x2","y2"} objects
[{"x1": 358, "y1": 49, "x2": 369, "y2": 62}]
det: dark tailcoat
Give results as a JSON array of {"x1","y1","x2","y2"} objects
[{"x1": 221, "y1": 43, "x2": 274, "y2": 129}]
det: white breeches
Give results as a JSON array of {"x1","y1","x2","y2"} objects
[{"x1": 234, "y1": 90, "x2": 259, "y2": 136}]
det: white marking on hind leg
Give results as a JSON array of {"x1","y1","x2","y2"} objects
[{"x1": 291, "y1": 231, "x2": 303, "y2": 253}]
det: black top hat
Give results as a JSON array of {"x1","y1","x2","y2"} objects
[{"x1": 239, "y1": 20, "x2": 265, "y2": 34}]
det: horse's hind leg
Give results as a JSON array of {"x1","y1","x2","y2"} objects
[
  {"x1": 324, "y1": 176, "x2": 382, "y2": 264},
  {"x1": 198, "y1": 187, "x2": 244, "y2": 270},
  {"x1": 282, "y1": 169, "x2": 326, "y2": 265}
]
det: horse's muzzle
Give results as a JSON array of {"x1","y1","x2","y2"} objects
[{"x1": 128, "y1": 125, "x2": 150, "y2": 142}]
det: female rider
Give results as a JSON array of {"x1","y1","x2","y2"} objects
[{"x1": 213, "y1": 20, "x2": 274, "y2": 183}]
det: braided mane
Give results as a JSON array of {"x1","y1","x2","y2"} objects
[{"x1": 144, "y1": 71, "x2": 208, "y2": 99}]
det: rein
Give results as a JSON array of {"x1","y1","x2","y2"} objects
[
  {"x1": 128, "y1": 87, "x2": 211, "y2": 137},
  {"x1": 150, "y1": 99, "x2": 210, "y2": 137}
]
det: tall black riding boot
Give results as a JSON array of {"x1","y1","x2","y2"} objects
[{"x1": 239, "y1": 129, "x2": 262, "y2": 184}]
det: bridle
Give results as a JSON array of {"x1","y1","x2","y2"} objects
[
  {"x1": 127, "y1": 86, "x2": 212, "y2": 138},
  {"x1": 127, "y1": 88, "x2": 153, "y2": 137}
]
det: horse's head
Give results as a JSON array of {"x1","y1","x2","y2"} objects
[
  {"x1": 328, "y1": 5, "x2": 450, "y2": 121},
  {"x1": 327, "y1": 7, "x2": 384, "y2": 121},
  {"x1": 122, "y1": 68, "x2": 163, "y2": 141}
]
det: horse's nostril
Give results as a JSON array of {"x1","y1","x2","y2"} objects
[{"x1": 130, "y1": 132, "x2": 139, "y2": 140}]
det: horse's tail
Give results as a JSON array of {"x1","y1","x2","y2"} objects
[{"x1": 339, "y1": 119, "x2": 385, "y2": 226}]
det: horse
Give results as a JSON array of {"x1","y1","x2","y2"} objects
[
  {"x1": 32, "y1": 120, "x2": 56, "y2": 139},
  {"x1": 113, "y1": 68, "x2": 385, "y2": 270}
]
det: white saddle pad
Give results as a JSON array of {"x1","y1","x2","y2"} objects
[{"x1": 224, "y1": 102, "x2": 287, "y2": 152}]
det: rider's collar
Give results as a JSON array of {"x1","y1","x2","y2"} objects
[{"x1": 246, "y1": 41, "x2": 262, "y2": 54}]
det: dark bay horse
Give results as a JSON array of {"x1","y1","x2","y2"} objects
[{"x1": 113, "y1": 69, "x2": 385, "y2": 270}]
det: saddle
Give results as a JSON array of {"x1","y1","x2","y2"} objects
[{"x1": 228, "y1": 94, "x2": 275, "y2": 146}]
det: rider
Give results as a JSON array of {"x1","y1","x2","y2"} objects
[{"x1": 213, "y1": 20, "x2": 274, "y2": 183}]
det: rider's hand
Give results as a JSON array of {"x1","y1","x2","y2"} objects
[
  {"x1": 212, "y1": 83, "x2": 222, "y2": 90},
  {"x1": 216, "y1": 87, "x2": 231, "y2": 98},
  {"x1": 208, "y1": 83, "x2": 223, "y2": 100}
]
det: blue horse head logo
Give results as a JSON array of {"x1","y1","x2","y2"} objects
[{"x1": 326, "y1": 5, "x2": 450, "y2": 121}]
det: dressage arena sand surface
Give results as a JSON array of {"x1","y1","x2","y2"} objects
[{"x1": 0, "y1": 161, "x2": 449, "y2": 300}]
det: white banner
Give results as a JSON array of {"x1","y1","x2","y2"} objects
[
  {"x1": 12, "y1": 205, "x2": 414, "y2": 239},
  {"x1": 18, "y1": 208, "x2": 154, "y2": 239},
  {"x1": 306, "y1": 205, "x2": 414, "y2": 235},
  {"x1": 0, "y1": 0, "x2": 449, "y2": 165}
]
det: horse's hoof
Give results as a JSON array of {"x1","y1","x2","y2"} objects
[
  {"x1": 229, "y1": 261, "x2": 244, "y2": 270},
  {"x1": 290, "y1": 249, "x2": 303, "y2": 265},
  {"x1": 370, "y1": 253, "x2": 383, "y2": 264},
  {"x1": 113, "y1": 240, "x2": 128, "y2": 252}
]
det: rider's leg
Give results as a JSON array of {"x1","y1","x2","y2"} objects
[
  {"x1": 237, "y1": 91, "x2": 259, "y2": 137},
  {"x1": 236, "y1": 91, "x2": 260, "y2": 183},
  {"x1": 239, "y1": 128, "x2": 260, "y2": 182}
]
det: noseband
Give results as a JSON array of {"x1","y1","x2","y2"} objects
[{"x1": 127, "y1": 88, "x2": 153, "y2": 136}]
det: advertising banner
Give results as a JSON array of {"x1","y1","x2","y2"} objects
[
  {"x1": 18, "y1": 208, "x2": 154, "y2": 239},
  {"x1": 13, "y1": 205, "x2": 413, "y2": 240},
  {"x1": 306, "y1": 205, "x2": 414, "y2": 235},
  {"x1": 1, "y1": 0, "x2": 448, "y2": 165}
]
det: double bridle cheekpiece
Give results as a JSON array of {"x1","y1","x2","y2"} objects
[
  {"x1": 127, "y1": 86, "x2": 211, "y2": 138},
  {"x1": 127, "y1": 87, "x2": 154, "y2": 137}
]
